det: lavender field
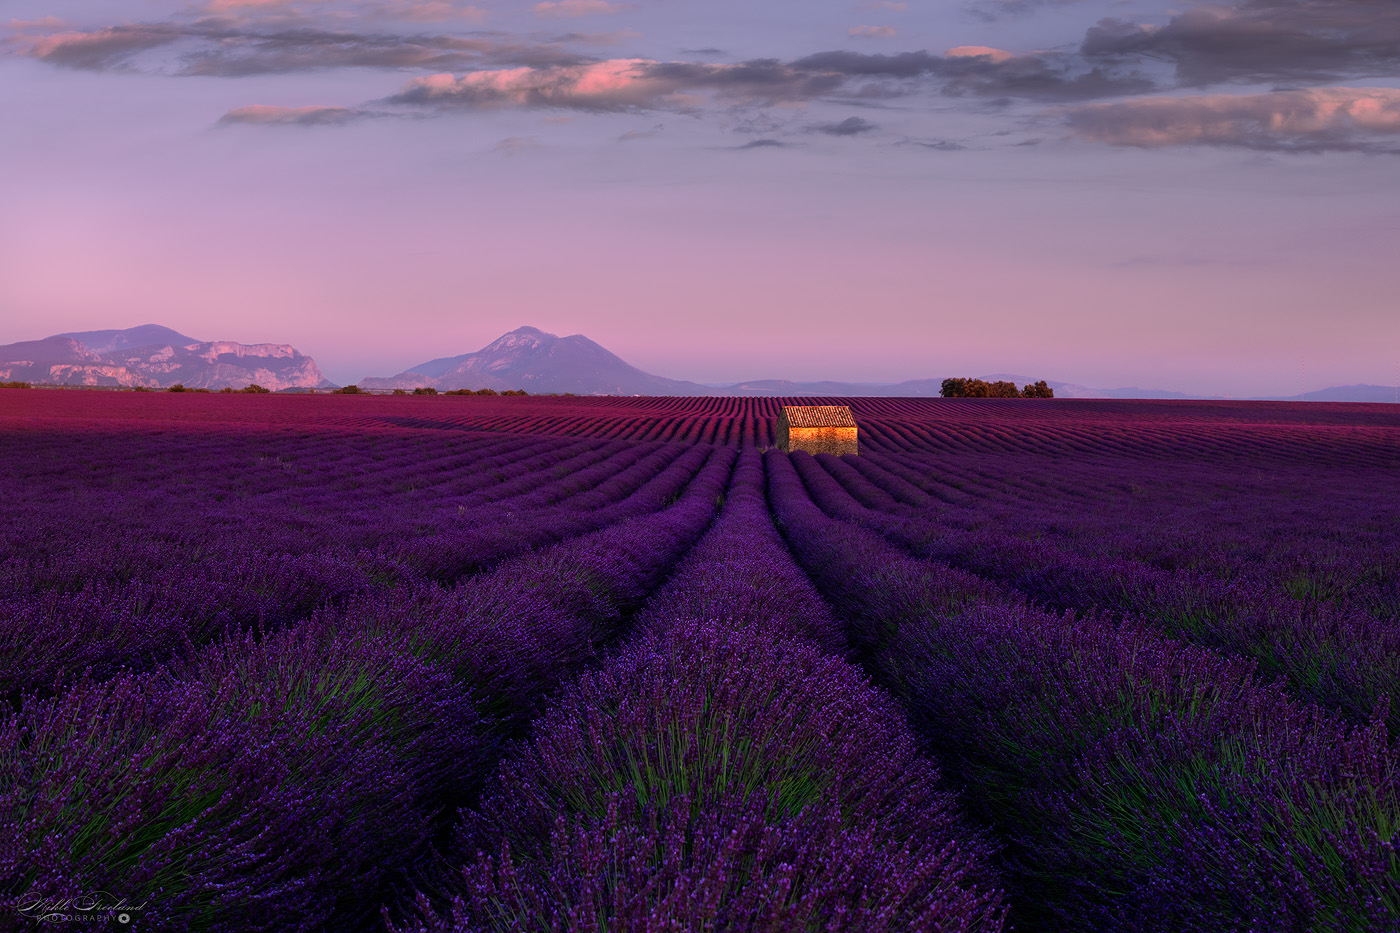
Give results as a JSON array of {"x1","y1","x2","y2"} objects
[{"x1": 3, "y1": 391, "x2": 1398, "y2": 932}]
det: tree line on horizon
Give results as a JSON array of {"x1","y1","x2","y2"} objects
[{"x1": 941, "y1": 378, "x2": 1054, "y2": 399}]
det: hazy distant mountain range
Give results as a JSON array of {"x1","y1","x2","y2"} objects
[
  {"x1": 357, "y1": 326, "x2": 1242, "y2": 399},
  {"x1": 0, "y1": 325, "x2": 333, "y2": 391},
  {"x1": 3, "y1": 324, "x2": 1395, "y2": 401}
]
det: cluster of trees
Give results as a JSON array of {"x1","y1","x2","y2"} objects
[
  {"x1": 217, "y1": 385, "x2": 270, "y2": 394},
  {"x1": 0, "y1": 381, "x2": 31, "y2": 389},
  {"x1": 941, "y1": 378, "x2": 1054, "y2": 399}
]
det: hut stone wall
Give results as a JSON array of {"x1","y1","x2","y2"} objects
[{"x1": 777, "y1": 406, "x2": 859, "y2": 456}]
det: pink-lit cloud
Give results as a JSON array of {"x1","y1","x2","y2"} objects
[
  {"x1": 386, "y1": 59, "x2": 845, "y2": 111},
  {"x1": 1064, "y1": 87, "x2": 1400, "y2": 151},
  {"x1": 12, "y1": 25, "x2": 182, "y2": 71},
  {"x1": 945, "y1": 46, "x2": 1014, "y2": 64}
]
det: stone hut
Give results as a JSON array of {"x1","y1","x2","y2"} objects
[{"x1": 777, "y1": 405, "x2": 859, "y2": 456}]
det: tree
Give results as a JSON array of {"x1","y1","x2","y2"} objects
[{"x1": 942, "y1": 377, "x2": 1053, "y2": 398}]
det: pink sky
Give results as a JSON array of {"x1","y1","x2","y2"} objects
[{"x1": 3, "y1": 0, "x2": 1399, "y2": 395}]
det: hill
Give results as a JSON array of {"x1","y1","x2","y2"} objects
[{"x1": 0, "y1": 325, "x2": 334, "y2": 391}]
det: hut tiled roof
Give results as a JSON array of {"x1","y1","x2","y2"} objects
[{"x1": 782, "y1": 405, "x2": 857, "y2": 428}]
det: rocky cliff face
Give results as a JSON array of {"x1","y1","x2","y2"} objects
[{"x1": 0, "y1": 326, "x2": 334, "y2": 391}]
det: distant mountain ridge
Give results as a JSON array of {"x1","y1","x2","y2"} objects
[
  {"x1": 361, "y1": 327, "x2": 1210, "y2": 399},
  {"x1": 0, "y1": 325, "x2": 333, "y2": 391},
  {"x1": 6, "y1": 324, "x2": 1393, "y2": 401},
  {"x1": 360, "y1": 326, "x2": 707, "y2": 395}
]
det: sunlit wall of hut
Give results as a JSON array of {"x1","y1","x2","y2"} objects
[{"x1": 776, "y1": 405, "x2": 859, "y2": 455}]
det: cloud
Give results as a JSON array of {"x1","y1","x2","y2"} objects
[
  {"x1": 1081, "y1": 0, "x2": 1400, "y2": 87},
  {"x1": 533, "y1": 0, "x2": 624, "y2": 18},
  {"x1": 364, "y1": 47, "x2": 1154, "y2": 121},
  {"x1": 810, "y1": 115, "x2": 878, "y2": 135},
  {"x1": 12, "y1": 24, "x2": 184, "y2": 70},
  {"x1": 8, "y1": 22, "x2": 586, "y2": 75},
  {"x1": 849, "y1": 25, "x2": 898, "y2": 39},
  {"x1": 734, "y1": 138, "x2": 787, "y2": 149},
  {"x1": 790, "y1": 48, "x2": 1153, "y2": 100},
  {"x1": 1063, "y1": 87, "x2": 1400, "y2": 152},
  {"x1": 218, "y1": 104, "x2": 367, "y2": 125},
  {"x1": 385, "y1": 59, "x2": 846, "y2": 111},
  {"x1": 946, "y1": 46, "x2": 1014, "y2": 65},
  {"x1": 8, "y1": 11, "x2": 1152, "y2": 106}
]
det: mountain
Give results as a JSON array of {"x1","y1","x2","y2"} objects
[
  {"x1": 56, "y1": 324, "x2": 200, "y2": 355},
  {"x1": 0, "y1": 324, "x2": 335, "y2": 391},
  {"x1": 360, "y1": 326, "x2": 708, "y2": 395},
  {"x1": 360, "y1": 327, "x2": 1224, "y2": 398},
  {"x1": 1269, "y1": 384, "x2": 1400, "y2": 403}
]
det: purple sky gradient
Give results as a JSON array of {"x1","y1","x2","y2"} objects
[{"x1": 3, "y1": 0, "x2": 1399, "y2": 395}]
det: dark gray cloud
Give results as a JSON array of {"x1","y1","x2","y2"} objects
[
  {"x1": 8, "y1": 21, "x2": 589, "y2": 76},
  {"x1": 913, "y1": 138, "x2": 967, "y2": 150},
  {"x1": 790, "y1": 48, "x2": 1153, "y2": 101},
  {"x1": 810, "y1": 116, "x2": 878, "y2": 135},
  {"x1": 218, "y1": 104, "x2": 369, "y2": 125},
  {"x1": 1063, "y1": 87, "x2": 1400, "y2": 152},
  {"x1": 734, "y1": 138, "x2": 786, "y2": 149},
  {"x1": 1082, "y1": 0, "x2": 1400, "y2": 87}
]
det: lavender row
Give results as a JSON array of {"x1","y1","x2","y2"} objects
[
  {"x1": 0, "y1": 439, "x2": 706, "y2": 699},
  {"x1": 4, "y1": 448, "x2": 738, "y2": 931},
  {"x1": 872, "y1": 448, "x2": 1400, "y2": 619},
  {"x1": 808, "y1": 451, "x2": 1400, "y2": 734},
  {"x1": 394, "y1": 441, "x2": 698, "y2": 582},
  {"x1": 765, "y1": 449, "x2": 1400, "y2": 933},
  {"x1": 392, "y1": 450, "x2": 1004, "y2": 932}
]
